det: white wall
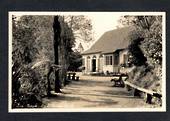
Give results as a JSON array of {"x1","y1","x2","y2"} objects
[
  {"x1": 119, "y1": 49, "x2": 129, "y2": 73},
  {"x1": 82, "y1": 53, "x2": 102, "y2": 74},
  {"x1": 119, "y1": 49, "x2": 128, "y2": 65},
  {"x1": 103, "y1": 54, "x2": 114, "y2": 74},
  {"x1": 82, "y1": 49, "x2": 129, "y2": 74},
  {"x1": 103, "y1": 49, "x2": 129, "y2": 74},
  {"x1": 98, "y1": 57, "x2": 104, "y2": 72}
]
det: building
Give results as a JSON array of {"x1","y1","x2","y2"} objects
[{"x1": 81, "y1": 26, "x2": 137, "y2": 74}]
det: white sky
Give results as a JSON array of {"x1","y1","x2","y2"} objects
[{"x1": 88, "y1": 14, "x2": 121, "y2": 40}]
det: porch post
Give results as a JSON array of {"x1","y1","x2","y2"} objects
[
  {"x1": 90, "y1": 57, "x2": 92, "y2": 72},
  {"x1": 96, "y1": 57, "x2": 99, "y2": 72},
  {"x1": 84, "y1": 56, "x2": 87, "y2": 73}
]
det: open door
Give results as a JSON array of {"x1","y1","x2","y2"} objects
[{"x1": 92, "y1": 59, "x2": 96, "y2": 72}]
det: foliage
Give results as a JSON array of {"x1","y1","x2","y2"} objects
[
  {"x1": 56, "y1": 16, "x2": 88, "y2": 73},
  {"x1": 140, "y1": 16, "x2": 162, "y2": 66},
  {"x1": 12, "y1": 15, "x2": 55, "y2": 63},
  {"x1": 52, "y1": 16, "x2": 76, "y2": 90},
  {"x1": 119, "y1": 16, "x2": 163, "y2": 96},
  {"x1": 64, "y1": 15, "x2": 93, "y2": 43},
  {"x1": 12, "y1": 15, "x2": 55, "y2": 108},
  {"x1": 127, "y1": 65, "x2": 161, "y2": 92},
  {"x1": 68, "y1": 50, "x2": 82, "y2": 72},
  {"x1": 12, "y1": 64, "x2": 43, "y2": 108},
  {"x1": 63, "y1": 16, "x2": 92, "y2": 72},
  {"x1": 119, "y1": 16, "x2": 162, "y2": 67},
  {"x1": 128, "y1": 38, "x2": 147, "y2": 66},
  {"x1": 12, "y1": 15, "x2": 90, "y2": 107},
  {"x1": 12, "y1": 16, "x2": 37, "y2": 64}
]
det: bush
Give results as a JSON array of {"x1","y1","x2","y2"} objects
[
  {"x1": 12, "y1": 65, "x2": 45, "y2": 108},
  {"x1": 127, "y1": 65, "x2": 161, "y2": 92}
]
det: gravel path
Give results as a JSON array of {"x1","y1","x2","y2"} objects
[{"x1": 44, "y1": 74, "x2": 150, "y2": 109}]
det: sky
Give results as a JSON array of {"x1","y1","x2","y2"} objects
[
  {"x1": 89, "y1": 14, "x2": 121, "y2": 40},
  {"x1": 75, "y1": 13, "x2": 122, "y2": 50}
]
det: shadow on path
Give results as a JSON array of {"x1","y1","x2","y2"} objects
[{"x1": 45, "y1": 75, "x2": 146, "y2": 108}]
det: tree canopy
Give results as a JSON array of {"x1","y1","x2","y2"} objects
[
  {"x1": 64, "y1": 15, "x2": 93, "y2": 43},
  {"x1": 119, "y1": 15, "x2": 163, "y2": 95},
  {"x1": 119, "y1": 16, "x2": 162, "y2": 67}
]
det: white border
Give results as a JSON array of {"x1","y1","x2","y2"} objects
[{"x1": 8, "y1": 11, "x2": 166, "y2": 112}]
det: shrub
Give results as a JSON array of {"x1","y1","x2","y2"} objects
[{"x1": 12, "y1": 65, "x2": 45, "y2": 108}]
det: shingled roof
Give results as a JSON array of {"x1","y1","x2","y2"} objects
[{"x1": 82, "y1": 26, "x2": 136, "y2": 55}]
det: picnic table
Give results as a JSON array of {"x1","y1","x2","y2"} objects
[{"x1": 67, "y1": 72, "x2": 79, "y2": 81}]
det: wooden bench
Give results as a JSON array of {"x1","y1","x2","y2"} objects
[
  {"x1": 124, "y1": 81, "x2": 162, "y2": 104},
  {"x1": 110, "y1": 74, "x2": 128, "y2": 87}
]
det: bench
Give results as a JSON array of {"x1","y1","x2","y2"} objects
[
  {"x1": 124, "y1": 81, "x2": 162, "y2": 104},
  {"x1": 110, "y1": 74, "x2": 128, "y2": 87}
]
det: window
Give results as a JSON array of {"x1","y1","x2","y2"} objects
[
  {"x1": 105, "y1": 55, "x2": 113, "y2": 65},
  {"x1": 110, "y1": 56, "x2": 113, "y2": 65}
]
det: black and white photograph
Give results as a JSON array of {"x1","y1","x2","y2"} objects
[{"x1": 8, "y1": 12, "x2": 166, "y2": 112}]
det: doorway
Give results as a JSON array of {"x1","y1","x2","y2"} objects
[{"x1": 92, "y1": 59, "x2": 96, "y2": 72}]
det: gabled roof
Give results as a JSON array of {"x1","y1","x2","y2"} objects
[{"x1": 82, "y1": 26, "x2": 137, "y2": 55}]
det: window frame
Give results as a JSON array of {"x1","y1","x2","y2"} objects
[{"x1": 105, "y1": 55, "x2": 113, "y2": 65}]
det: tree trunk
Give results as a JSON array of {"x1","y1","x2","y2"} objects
[
  {"x1": 59, "y1": 18, "x2": 70, "y2": 87},
  {"x1": 53, "y1": 16, "x2": 62, "y2": 93}
]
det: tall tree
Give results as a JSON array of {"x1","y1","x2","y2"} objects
[
  {"x1": 53, "y1": 16, "x2": 62, "y2": 93},
  {"x1": 53, "y1": 16, "x2": 76, "y2": 91}
]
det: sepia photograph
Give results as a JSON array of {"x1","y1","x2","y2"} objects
[{"x1": 8, "y1": 12, "x2": 166, "y2": 112}]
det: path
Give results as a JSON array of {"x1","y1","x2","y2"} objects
[{"x1": 44, "y1": 74, "x2": 150, "y2": 108}]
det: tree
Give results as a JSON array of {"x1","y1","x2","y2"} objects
[
  {"x1": 12, "y1": 16, "x2": 38, "y2": 65},
  {"x1": 12, "y1": 15, "x2": 46, "y2": 108},
  {"x1": 63, "y1": 16, "x2": 93, "y2": 72},
  {"x1": 119, "y1": 15, "x2": 163, "y2": 95},
  {"x1": 128, "y1": 38, "x2": 147, "y2": 66},
  {"x1": 12, "y1": 15, "x2": 90, "y2": 107},
  {"x1": 68, "y1": 50, "x2": 82, "y2": 72},
  {"x1": 52, "y1": 16, "x2": 76, "y2": 91},
  {"x1": 53, "y1": 16, "x2": 62, "y2": 93},
  {"x1": 119, "y1": 16, "x2": 162, "y2": 67},
  {"x1": 64, "y1": 15, "x2": 93, "y2": 43}
]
